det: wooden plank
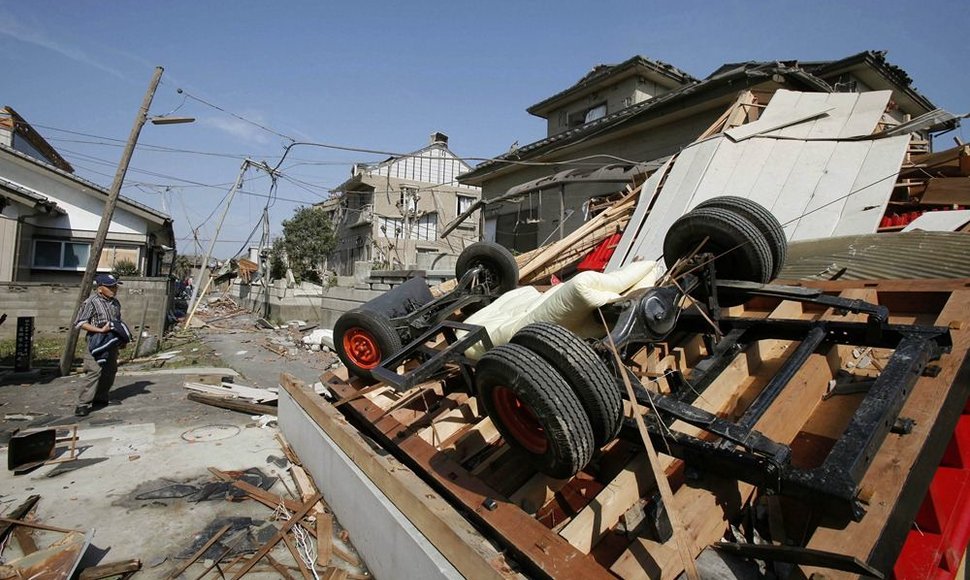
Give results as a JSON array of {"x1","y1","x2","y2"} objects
[
  {"x1": 919, "y1": 177, "x2": 970, "y2": 205},
  {"x1": 187, "y1": 392, "x2": 277, "y2": 415},
  {"x1": 281, "y1": 531, "x2": 314, "y2": 579},
  {"x1": 606, "y1": 159, "x2": 672, "y2": 271},
  {"x1": 281, "y1": 373, "x2": 514, "y2": 580},
  {"x1": 801, "y1": 290, "x2": 970, "y2": 577},
  {"x1": 79, "y1": 559, "x2": 142, "y2": 580},
  {"x1": 319, "y1": 374, "x2": 615, "y2": 579},
  {"x1": 317, "y1": 513, "x2": 334, "y2": 566},
  {"x1": 231, "y1": 479, "x2": 304, "y2": 513}
]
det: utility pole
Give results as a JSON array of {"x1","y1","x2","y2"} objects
[
  {"x1": 59, "y1": 66, "x2": 165, "y2": 376},
  {"x1": 182, "y1": 159, "x2": 278, "y2": 322},
  {"x1": 183, "y1": 158, "x2": 251, "y2": 321}
]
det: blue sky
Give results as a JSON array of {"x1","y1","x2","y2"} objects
[{"x1": 2, "y1": 1, "x2": 967, "y2": 259}]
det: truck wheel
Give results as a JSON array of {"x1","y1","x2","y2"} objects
[
  {"x1": 663, "y1": 206, "x2": 774, "y2": 285},
  {"x1": 477, "y1": 344, "x2": 594, "y2": 479},
  {"x1": 511, "y1": 322, "x2": 622, "y2": 446},
  {"x1": 334, "y1": 309, "x2": 402, "y2": 382},
  {"x1": 696, "y1": 196, "x2": 787, "y2": 280},
  {"x1": 456, "y1": 242, "x2": 519, "y2": 294}
]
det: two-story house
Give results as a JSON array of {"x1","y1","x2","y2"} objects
[
  {"x1": 319, "y1": 132, "x2": 481, "y2": 276},
  {"x1": 458, "y1": 51, "x2": 939, "y2": 252}
]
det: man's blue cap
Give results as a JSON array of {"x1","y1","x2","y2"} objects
[{"x1": 94, "y1": 273, "x2": 122, "y2": 287}]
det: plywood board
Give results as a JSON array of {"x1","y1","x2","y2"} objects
[{"x1": 831, "y1": 135, "x2": 911, "y2": 236}]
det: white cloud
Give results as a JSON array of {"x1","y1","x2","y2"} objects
[
  {"x1": 201, "y1": 116, "x2": 273, "y2": 145},
  {"x1": 0, "y1": 9, "x2": 128, "y2": 80}
]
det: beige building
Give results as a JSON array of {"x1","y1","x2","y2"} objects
[
  {"x1": 320, "y1": 132, "x2": 481, "y2": 275},
  {"x1": 458, "y1": 52, "x2": 942, "y2": 252}
]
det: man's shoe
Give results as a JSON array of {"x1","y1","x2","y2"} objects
[
  {"x1": 74, "y1": 405, "x2": 90, "y2": 417},
  {"x1": 94, "y1": 399, "x2": 121, "y2": 406}
]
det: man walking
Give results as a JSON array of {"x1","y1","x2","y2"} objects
[{"x1": 74, "y1": 273, "x2": 125, "y2": 417}]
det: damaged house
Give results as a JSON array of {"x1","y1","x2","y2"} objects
[
  {"x1": 457, "y1": 51, "x2": 954, "y2": 253},
  {"x1": 318, "y1": 132, "x2": 481, "y2": 276}
]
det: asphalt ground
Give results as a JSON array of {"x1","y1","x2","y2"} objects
[{"x1": 0, "y1": 315, "x2": 363, "y2": 578}]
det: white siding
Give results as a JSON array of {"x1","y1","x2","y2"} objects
[{"x1": 610, "y1": 90, "x2": 908, "y2": 270}]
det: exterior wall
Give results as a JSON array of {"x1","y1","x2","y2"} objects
[
  {"x1": 0, "y1": 277, "x2": 171, "y2": 342},
  {"x1": 1, "y1": 151, "x2": 173, "y2": 283},
  {"x1": 546, "y1": 76, "x2": 671, "y2": 136},
  {"x1": 482, "y1": 105, "x2": 722, "y2": 252}
]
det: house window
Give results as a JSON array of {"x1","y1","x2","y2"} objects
[
  {"x1": 399, "y1": 186, "x2": 418, "y2": 215},
  {"x1": 32, "y1": 240, "x2": 139, "y2": 271},
  {"x1": 33, "y1": 240, "x2": 90, "y2": 270},
  {"x1": 456, "y1": 194, "x2": 475, "y2": 216},
  {"x1": 377, "y1": 213, "x2": 438, "y2": 241},
  {"x1": 584, "y1": 102, "x2": 607, "y2": 123}
]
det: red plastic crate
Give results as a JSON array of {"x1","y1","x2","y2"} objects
[{"x1": 894, "y1": 398, "x2": 970, "y2": 579}]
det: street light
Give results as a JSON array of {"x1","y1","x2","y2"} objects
[
  {"x1": 150, "y1": 116, "x2": 195, "y2": 125},
  {"x1": 59, "y1": 66, "x2": 192, "y2": 375}
]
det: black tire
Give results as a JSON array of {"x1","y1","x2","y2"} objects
[
  {"x1": 456, "y1": 242, "x2": 519, "y2": 294},
  {"x1": 511, "y1": 323, "x2": 622, "y2": 446},
  {"x1": 663, "y1": 206, "x2": 774, "y2": 285},
  {"x1": 696, "y1": 196, "x2": 787, "y2": 280},
  {"x1": 334, "y1": 309, "x2": 403, "y2": 382},
  {"x1": 476, "y1": 344, "x2": 594, "y2": 479}
]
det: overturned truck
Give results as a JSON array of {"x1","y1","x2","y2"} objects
[{"x1": 327, "y1": 196, "x2": 962, "y2": 578}]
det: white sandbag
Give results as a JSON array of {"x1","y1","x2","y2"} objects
[{"x1": 302, "y1": 328, "x2": 335, "y2": 350}]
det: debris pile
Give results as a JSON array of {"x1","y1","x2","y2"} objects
[{"x1": 160, "y1": 453, "x2": 366, "y2": 578}]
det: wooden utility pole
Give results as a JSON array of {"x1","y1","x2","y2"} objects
[{"x1": 59, "y1": 66, "x2": 165, "y2": 376}]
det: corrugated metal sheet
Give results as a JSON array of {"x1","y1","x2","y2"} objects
[
  {"x1": 610, "y1": 90, "x2": 911, "y2": 271},
  {"x1": 779, "y1": 231, "x2": 970, "y2": 280}
]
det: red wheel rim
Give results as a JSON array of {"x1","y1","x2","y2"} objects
[
  {"x1": 343, "y1": 327, "x2": 381, "y2": 369},
  {"x1": 492, "y1": 386, "x2": 547, "y2": 454}
]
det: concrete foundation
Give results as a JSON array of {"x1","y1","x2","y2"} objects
[{"x1": 279, "y1": 389, "x2": 462, "y2": 580}]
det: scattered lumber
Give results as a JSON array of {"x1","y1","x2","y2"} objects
[
  {"x1": 182, "y1": 380, "x2": 278, "y2": 403},
  {"x1": 187, "y1": 392, "x2": 278, "y2": 415}
]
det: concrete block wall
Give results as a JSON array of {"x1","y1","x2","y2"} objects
[
  {"x1": 0, "y1": 278, "x2": 171, "y2": 342},
  {"x1": 231, "y1": 266, "x2": 455, "y2": 330}
]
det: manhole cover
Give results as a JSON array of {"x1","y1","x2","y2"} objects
[{"x1": 181, "y1": 424, "x2": 241, "y2": 442}]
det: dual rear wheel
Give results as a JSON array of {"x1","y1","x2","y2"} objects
[{"x1": 477, "y1": 323, "x2": 621, "y2": 479}]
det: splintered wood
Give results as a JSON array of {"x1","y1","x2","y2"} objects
[{"x1": 294, "y1": 285, "x2": 970, "y2": 579}]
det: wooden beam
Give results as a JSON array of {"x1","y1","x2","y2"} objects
[
  {"x1": 281, "y1": 373, "x2": 514, "y2": 580},
  {"x1": 772, "y1": 278, "x2": 970, "y2": 293}
]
